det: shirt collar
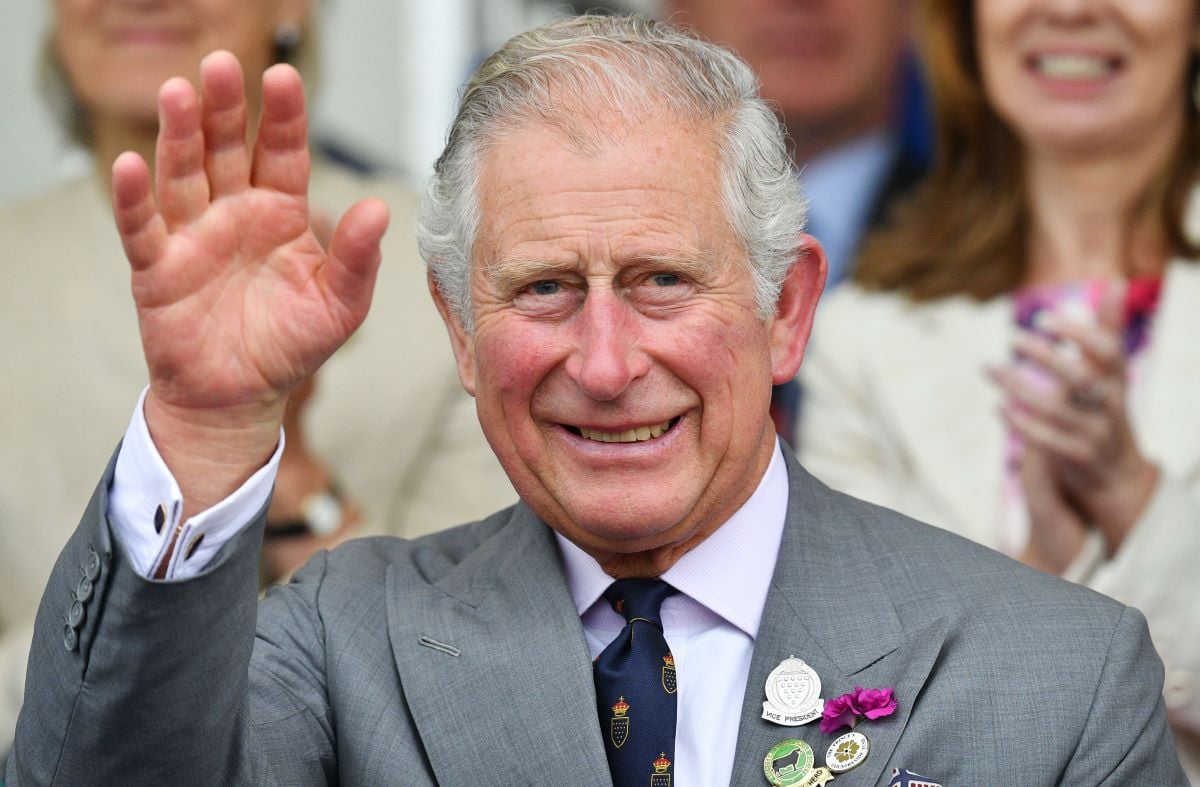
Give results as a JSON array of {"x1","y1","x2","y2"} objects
[{"x1": 555, "y1": 441, "x2": 790, "y2": 640}]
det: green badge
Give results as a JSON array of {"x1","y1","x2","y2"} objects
[{"x1": 763, "y1": 739, "x2": 815, "y2": 786}]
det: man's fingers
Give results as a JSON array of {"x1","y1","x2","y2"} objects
[
  {"x1": 155, "y1": 78, "x2": 211, "y2": 229},
  {"x1": 321, "y1": 198, "x2": 390, "y2": 328},
  {"x1": 251, "y1": 64, "x2": 310, "y2": 197},
  {"x1": 112, "y1": 152, "x2": 167, "y2": 271},
  {"x1": 200, "y1": 51, "x2": 251, "y2": 199}
]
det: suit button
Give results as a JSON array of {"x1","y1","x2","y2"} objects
[
  {"x1": 63, "y1": 624, "x2": 78, "y2": 652},
  {"x1": 84, "y1": 548, "x2": 102, "y2": 581},
  {"x1": 76, "y1": 575, "x2": 94, "y2": 603},
  {"x1": 67, "y1": 598, "x2": 85, "y2": 629}
]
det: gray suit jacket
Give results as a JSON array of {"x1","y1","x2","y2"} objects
[{"x1": 9, "y1": 450, "x2": 1185, "y2": 784}]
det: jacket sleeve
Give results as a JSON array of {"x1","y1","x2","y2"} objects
[
  {"x1": 6, "y1": 453, "x2": 335, "y2": 786},
  {"x1": 1058, "y1": 605, "x2": 1187, "y2": 784}
]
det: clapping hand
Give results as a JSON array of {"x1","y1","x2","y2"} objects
[
  {"x1": 110, "y1": 51, "x2": 388, "y2": 519},
  {"x1": 989, "y1": 284, "x2": 1159, "y2": 569}
]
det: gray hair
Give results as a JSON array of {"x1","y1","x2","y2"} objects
[{"x1": 417, "y1": 14, "x2": 808, "y2": 331}]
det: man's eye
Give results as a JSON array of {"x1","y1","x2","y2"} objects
[
  {"x1": 528, "y1": 280, "x2": 561, "y2": 296},
  {"x1": 649, "y1": 273, "x2": 681, "y2": 287}
]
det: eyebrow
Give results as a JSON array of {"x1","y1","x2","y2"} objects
[{"x1": 484, "y1": 250, "x2": 719, "y2": 291}]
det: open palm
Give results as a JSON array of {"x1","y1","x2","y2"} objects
[{"x1": 112, "y1": 51, "x2": 388, "y2": 416}]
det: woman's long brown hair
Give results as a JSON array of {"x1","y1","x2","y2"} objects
[{"x1": 854, "y1": 0, "x2": 1200, "y2": 301}]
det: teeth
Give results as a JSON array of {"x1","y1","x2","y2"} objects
[
  {"x1": 580, "y1": 420, "x2": 672, "y2": 444},
  {"x1": 1035, "y1": 54, "x2": 1111, "y2": 80}
]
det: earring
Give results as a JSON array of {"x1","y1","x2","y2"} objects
[{"x1": 273, "y1": 21, "x2": 302, "y2": 64}]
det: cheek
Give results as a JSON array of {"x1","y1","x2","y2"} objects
[
  {"x1": 54, "y1": 15, "x2": 97, "y2": 73},
  {"x1": 473, "y1": 326, "x2": 560, "y2": 404},
  {"x1": 677, "y1": 315, "x2": 773, "y2": 404}
]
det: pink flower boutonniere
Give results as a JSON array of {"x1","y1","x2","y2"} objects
[{"x1": 819, "y1": 686, "x2": 897, "y2": 734}]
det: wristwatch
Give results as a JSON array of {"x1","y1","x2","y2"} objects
[{"x1": 264, "y1": 484, "x2": 345, "y2": 539}]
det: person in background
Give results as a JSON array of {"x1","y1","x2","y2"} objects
[
  {"x1": 0, "y1": 0, "x2": 513, "y2": 756},
  {"x1": 665, "y1": 0, "x2": 930, "y2": 441},
  {"x1": 799, "y1": 1, "x2": 1200, "y2": 777}
]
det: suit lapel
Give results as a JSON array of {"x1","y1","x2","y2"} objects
[
  {"x1": 386, "y1": 506, "x2": 611, "y2": 786},
  {"x1": 730, "y1": 455, "x2": 949, "y2": 785}
]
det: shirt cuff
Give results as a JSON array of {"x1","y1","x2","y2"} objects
[{"x1": 108, "y1": 387, "x2": 284, "y2": 580}]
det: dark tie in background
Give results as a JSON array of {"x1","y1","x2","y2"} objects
[{"x1": 593, "y1": 578, "x2": 679, "y2": 787}]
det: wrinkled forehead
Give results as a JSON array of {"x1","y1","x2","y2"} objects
[
  {"x1": 470, "y1": 117, "x2": 739, "y2": 272},
  {"x1": 483, "y1": 77, "x2": 729, "y2": 160}
]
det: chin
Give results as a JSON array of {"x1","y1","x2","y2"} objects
[
  {"x1": 559, "y1": 501, "x2": 696, "y2": 554},
  {"x1": 1025, "y1": 123, "x2": 1137, "y2": 157}
]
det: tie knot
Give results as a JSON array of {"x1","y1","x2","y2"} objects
[{"x1": 603, "y1": 578, "x2": 677, "y2": 625}]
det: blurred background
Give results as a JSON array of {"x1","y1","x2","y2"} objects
[{"x1": 0, "y1": 0, "x2": 654, "y2": 205}]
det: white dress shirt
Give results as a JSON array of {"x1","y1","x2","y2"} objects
[
  {"x1": 556, "y1": 445, "x2": 789, "y2": 787},
  {"x1": 108, "y1": 395, "x2": 790, "y2": 784}
]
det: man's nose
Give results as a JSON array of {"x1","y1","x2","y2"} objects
[{"x1": 564, "y1": 289, "x2": 650, "y2": 401}]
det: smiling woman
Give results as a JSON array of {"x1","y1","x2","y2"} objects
[
  {"x1": 800, "y1": 0, "x2": 1200, "y2": 777},
  {"x1": 47, "y1": 0, "x2": 310, "y2": 166}
]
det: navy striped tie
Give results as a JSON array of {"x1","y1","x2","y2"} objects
[{"x1": 593, "y1": 578, "x2": 679, "y2": 787}]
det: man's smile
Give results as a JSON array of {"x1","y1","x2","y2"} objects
[{"x1": 562, "y1": 416, "x2": 683, "y2": 443}]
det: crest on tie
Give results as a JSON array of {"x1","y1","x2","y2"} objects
[
  {"x1": 661, "y1": 653, "x2": 677, "y2": 694},
  {"x1": 610, "y1": 697, "x2": 630, "y2": 748},
  {"x1": 650, "y1": 753, "x2": 672, "y2": 787}
]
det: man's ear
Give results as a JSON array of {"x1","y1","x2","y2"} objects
[
  {"x1": 769, "y1": 234, "x2": 828, "y2": 384},
  {"x1": 428, "y1": 271, "x2": 477, "y2": 396}
]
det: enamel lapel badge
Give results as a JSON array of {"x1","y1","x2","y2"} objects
[
  {"x1": 763, "y1": 738, "x2": 835, "y2": 786},
  {"x1": 826, "y1": 731, "x2": 869, "y2": 773},
  {"x1": 762, "y1": 656, "x2": 824, "y2": 726}
]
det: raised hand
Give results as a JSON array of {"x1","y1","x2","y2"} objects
[
  {"x1": 989, "y1": 284, "x2": 1159, "y2": 557},
  {"x1": 111, "y1": 51, "x2": 389, "y2": 516}
]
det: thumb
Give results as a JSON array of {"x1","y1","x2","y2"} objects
[{"x1": 321, "y1": 197, "x2": 389, "y2": 332}]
